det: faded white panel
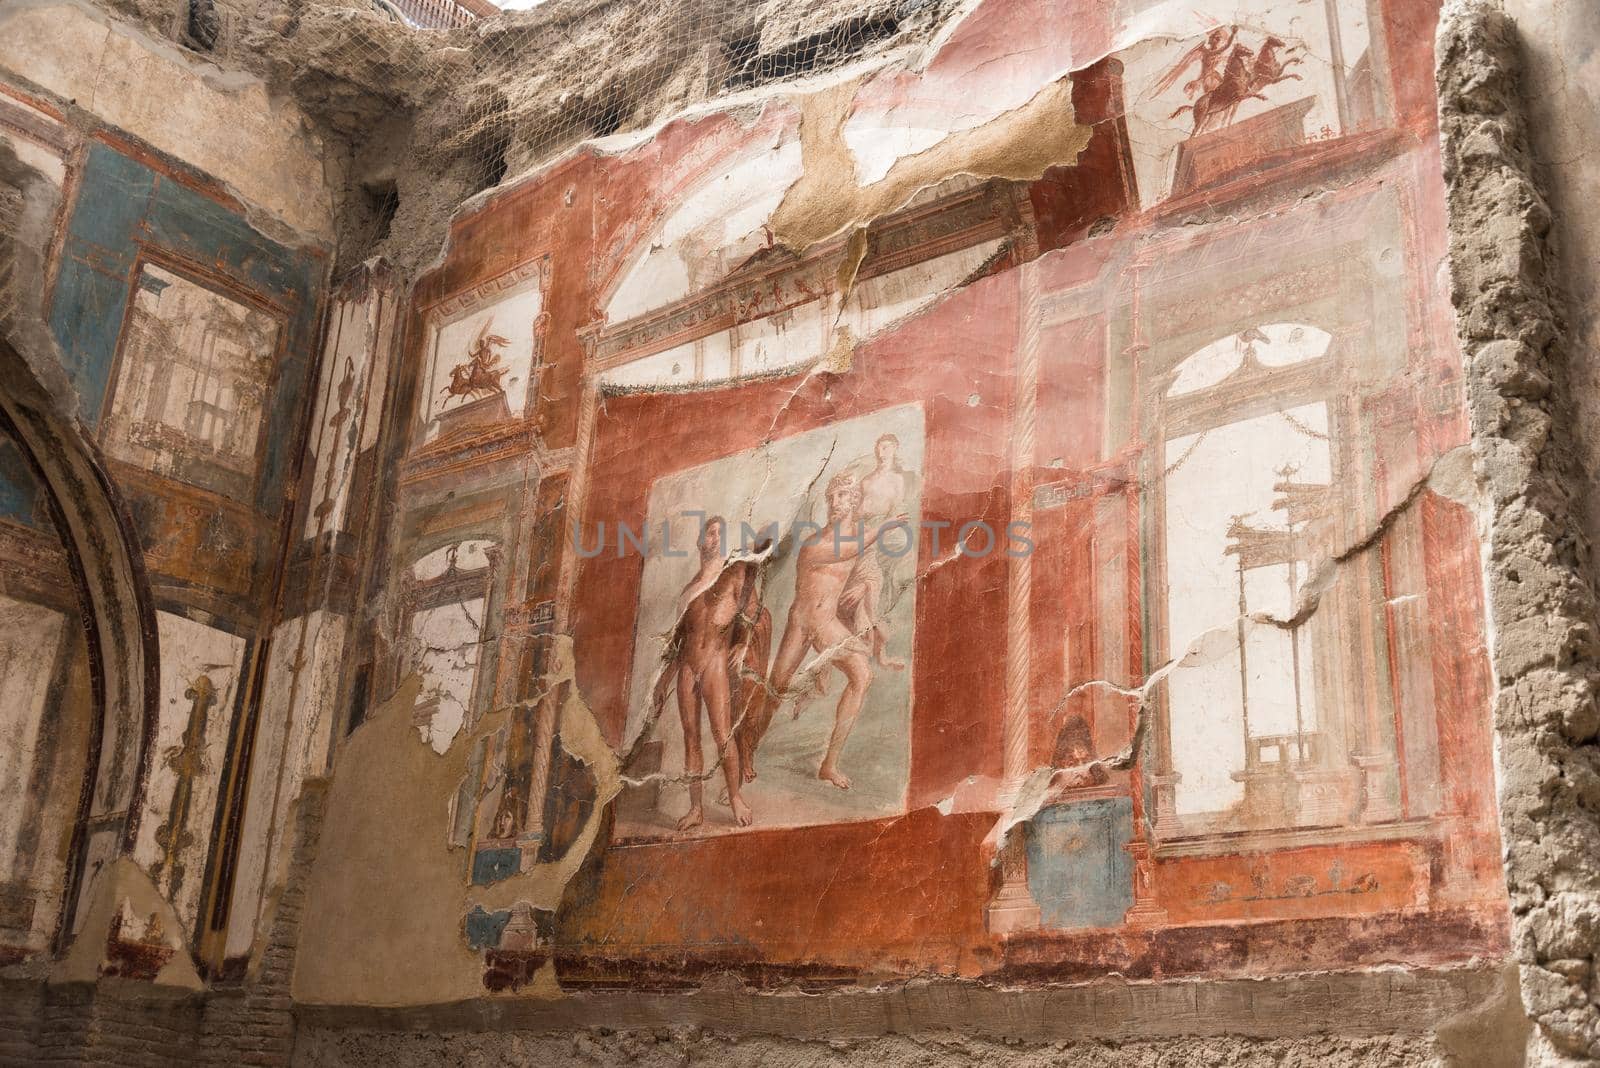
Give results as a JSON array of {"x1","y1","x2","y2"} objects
[
  {"x1": 728, "y1": 298, "x2": 828, "y2": 379},
  {"x1": 600, "y1": 240, "x2": 997, "y2": 393},
  {"x1": 358, "y1": 296, "x2": 396, "y2": 453},
  {"x1": 598, "y1": 339, "x2": 701, "y2": 392},
  {"x1": 132, "y1": 612, "x2": 246, "y2": 936},
  {"x1": 224, "y1": 610, "x2": 344, "y2": 959},
  {"x1": 604, "y1": 139, "x2": 804, "y2": 324},
  {"x1": 303, "y1": 281, "x2": 397, "y2": 540},
  {"x1": 838, "y1": 239, "x2": 1002, "y2": 339},
  {"x1": 0, "y1": 596, "x2": 65, "y2": 877}
]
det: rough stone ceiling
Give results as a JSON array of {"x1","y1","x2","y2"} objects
[{"x1": 223, "y1": 0, "x2": 968, "y2": 271}]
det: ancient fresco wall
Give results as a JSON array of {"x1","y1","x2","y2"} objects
[
  {"x1": 296, "y1": 0, "x2": 1512, "y2": 1007},
  {"x1": 0, "y1": 514, "x2": 94, "y2": 962},
  {"x1": 0, "y1": 46, "x2": 333, "y2": 980}
]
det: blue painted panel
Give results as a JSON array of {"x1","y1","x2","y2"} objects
[
  {"x1": 472, "y1": 847, "x2": 522, "y2": 887},
  {"x1": 48, "y1": 249, "x2": 133, "y2": 426},
  {"x1": 464, "y1": 906, "x2": 512, "y2": 949},
  {"x1": 0, "y1": 436, "x2": 43, "y2": 527},
  {"x1": 1026, "y1": 797, "x2": 1135, "y2": 929},
  {"x1": 46, "y1": 140, "x2": 325, "y2": 515},
  {"x1": 66, "y1": 144, "x2": 152, "y2": 251}
]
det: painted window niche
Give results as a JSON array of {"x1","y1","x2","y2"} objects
[
  {"x1": 1128, "y1": 181, "x2": 1451, "y2": 852},
  {"x1": 401, "y1": 540, "x2": 502, "y2": 753},
  {"x1": 1151, "y1": 323, "x2": 1374, "y2": 834},
  {"x1": 101, "y1": 260, "x2": 285, "y2": 502}
]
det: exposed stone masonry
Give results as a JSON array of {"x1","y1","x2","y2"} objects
[
  {"x1": 0, "y1": 781, "x2": 327, "y2": 1066},
  {"x1": 1438, "y1": 1, "x2": 1600, "y2": 1061}
]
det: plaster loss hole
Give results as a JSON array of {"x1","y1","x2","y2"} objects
[
  {"x1": 590, "y1": 96, "x2": 630, "y2": 139},
  {"x1": 186, "y1": 0, "x2": 220, "y2": 51},
  {"x1": 477, "y1": 127, "x2": 511, "y2": 193},
  {"x1": 721, "y1": 16, "x2": 904, "y2": 90},
  {"x1": 364, "y1": 181, "x2": 400, "y2": 247},
  {"x1": 461, "y1": 94, "x2": 513, "y2": 196},
  {"x1": 344, "y1": 180, "x2": 400, "y2": 264}
]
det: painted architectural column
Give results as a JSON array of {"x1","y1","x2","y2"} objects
[
  {"x1": 986, "y1": 260, "x2": 1042, "y2": 935},
  {"x1": 1120, "y1": 263, "x2": 1165, "y2": 927}
]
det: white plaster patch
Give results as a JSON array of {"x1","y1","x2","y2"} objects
[
  {"x1": 225, "y1": 610, "x2": 344, "y2": 959},
  {"x1": 0, "y1": 596, "x2": 66, "y2": 878},
  {"x1": 604, "y1": 138, "x2": 805, "y2": 324},
  {"x1": 410, "y1": 598, "x2": 486, "y2": 754},
  {"x1": 132, "y1": 612, "x2": 246, "y2": 936}
]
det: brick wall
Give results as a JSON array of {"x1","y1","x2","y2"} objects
[{"x1": 0, "y1": 781, "x2": 327, "y2": 1067}]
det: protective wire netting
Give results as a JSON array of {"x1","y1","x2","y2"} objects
[{"x1": 271, "y1": 0, "x2": 952, "y2": 199}]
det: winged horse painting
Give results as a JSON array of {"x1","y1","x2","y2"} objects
[{"x1": 441, "y1": 320, "x2": 511, "y2": 405}]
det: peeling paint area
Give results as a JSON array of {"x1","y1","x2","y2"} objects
[{"x1": 285, "y1": 0, "x2": 1517, "y2": 1011}]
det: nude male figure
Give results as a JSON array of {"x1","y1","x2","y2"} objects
[
  {"x1": 767, "y1": 472, "x2": 903, "y2": 790},
  {"x1": 839, "y1": 433, "x2": 911, "y2": 670},
  {"x1": 668, "y1": 517, "x2": 762, "y2": 830}
]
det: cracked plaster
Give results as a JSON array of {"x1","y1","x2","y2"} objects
[{"x1": 0, "y1": 0, "x2": 1597, "y2": 1062}]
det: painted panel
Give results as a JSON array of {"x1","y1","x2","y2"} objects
[
  {"x1": 102, "y1": 263, "x2": 283, "y2": 501},
  {"x1": 1026, "y1": 798, "x2": 1135, "y2": 928},
  {"x1": 0, "y1": 596, "x2": 67, "y2": 877},
  {"x1": 1116, "y1": 0, "x2": 1383, "y2": 207},
  {"x1": 419, "y1": 280, "x2": 543, "y2": 446},
  {"x1": 131, "y1": 612, "x2": 246, "y2": 937},
  {"x1": 615, "y1": 406, "x2": 923, "y2": 838},
  {"x1": 295, "y1": 0, "x2": 1508, "y2": 1005},
  {"x1": 48, "y1": 139, "x2": 324, "y2": 516}
]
